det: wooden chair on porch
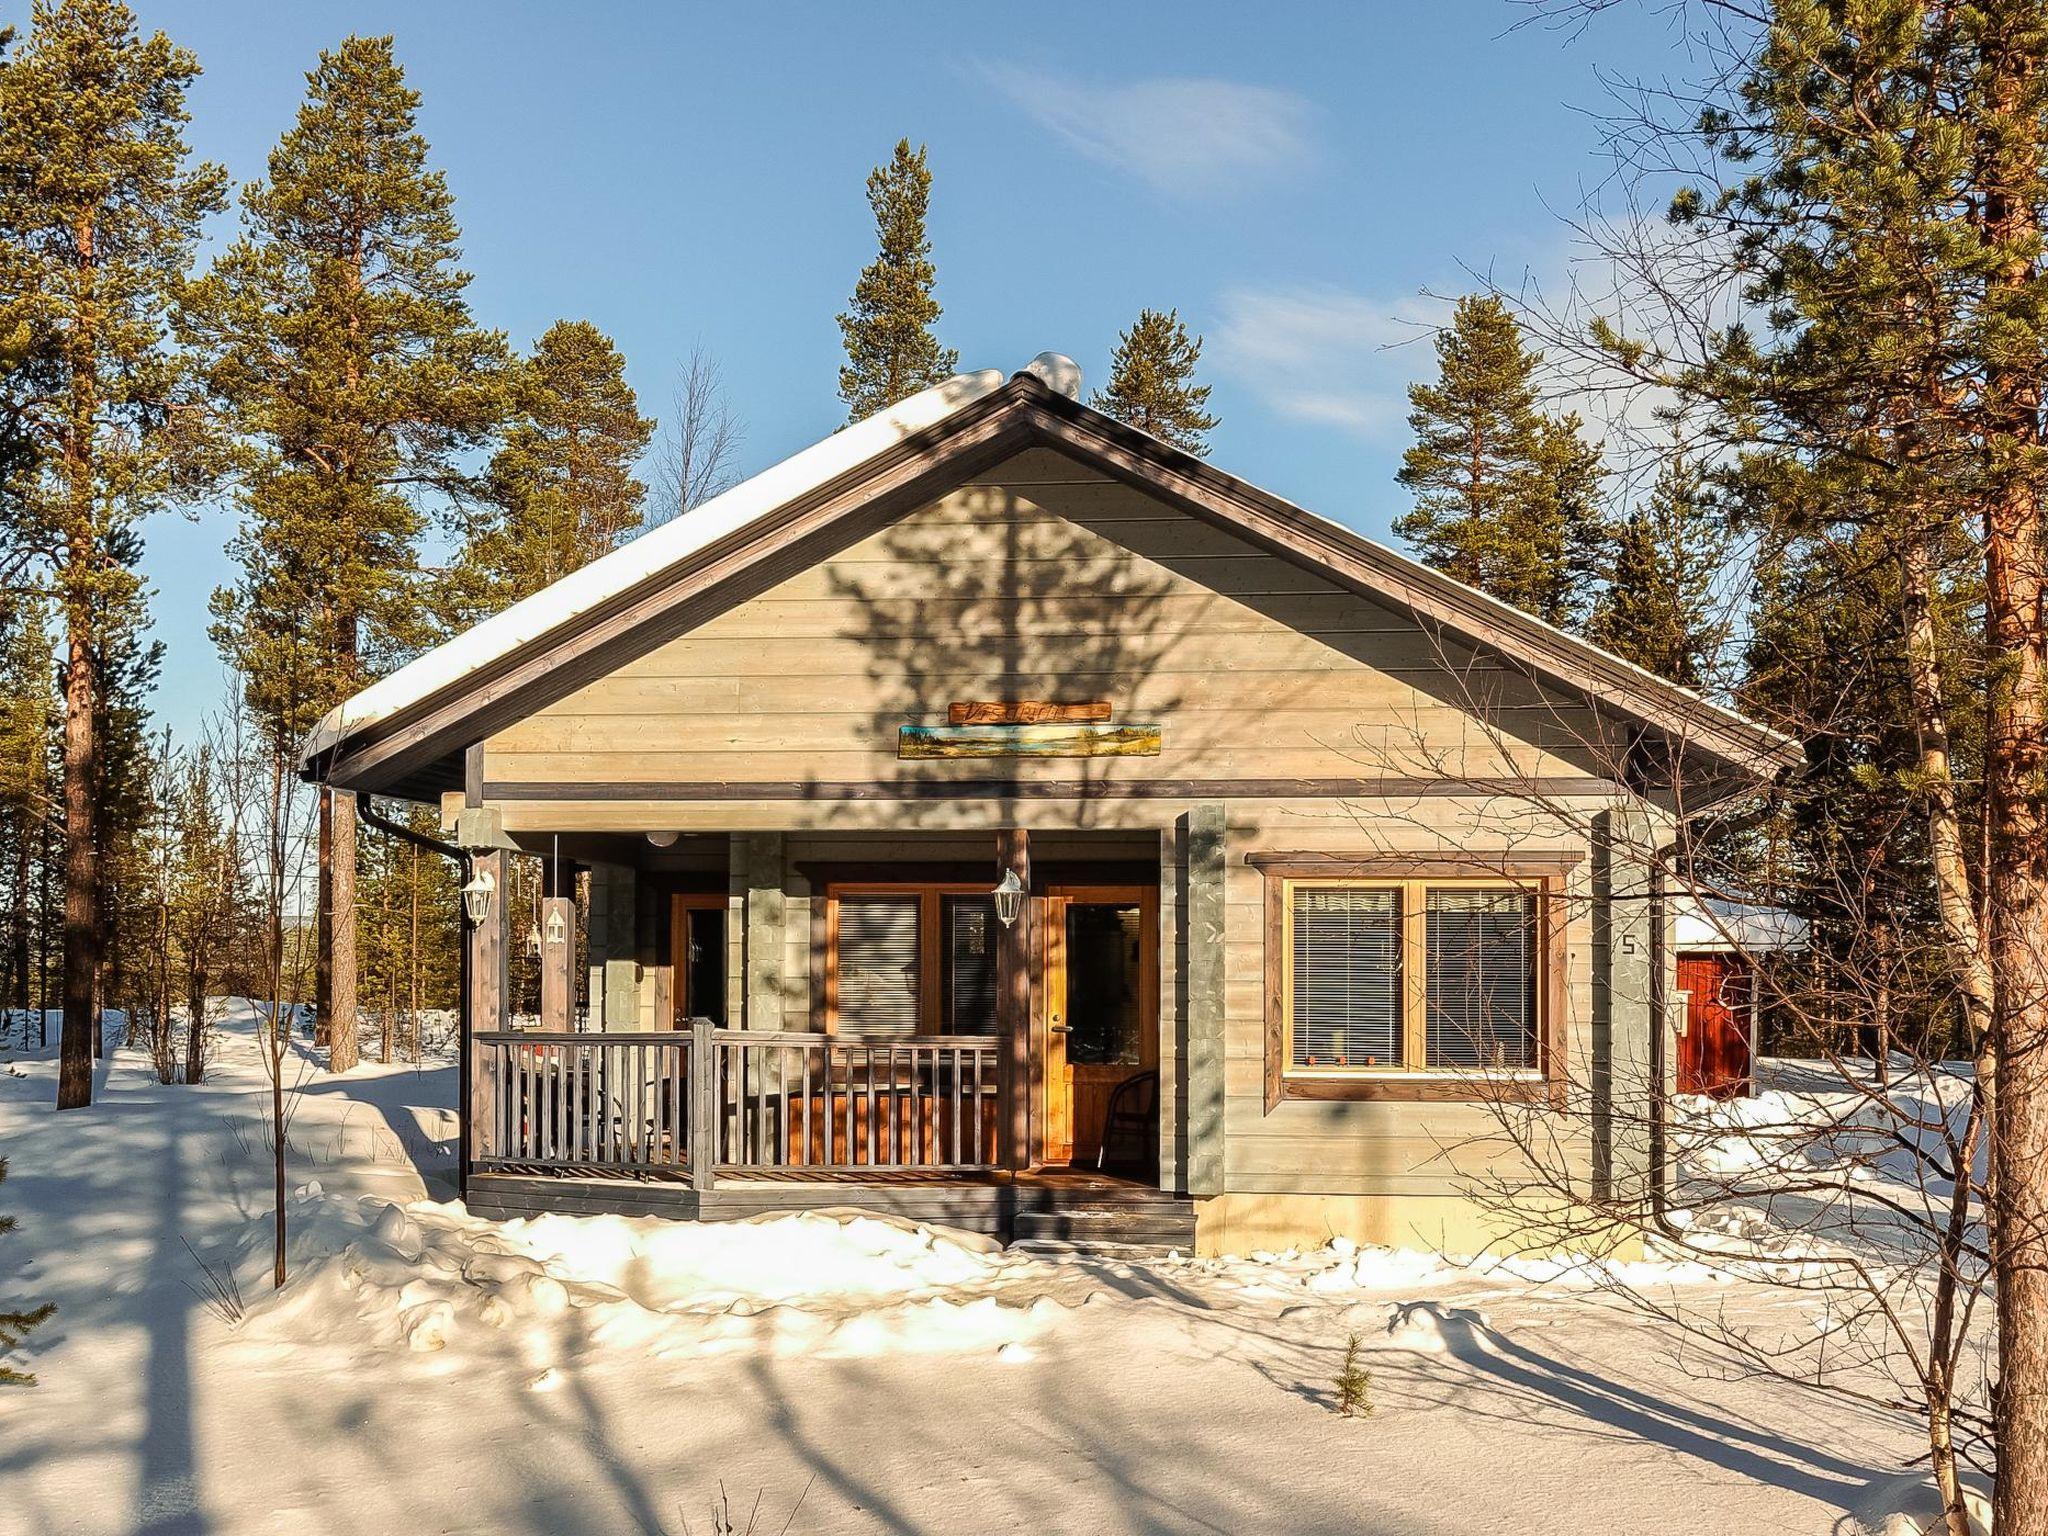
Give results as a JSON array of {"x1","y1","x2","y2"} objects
[{"x1": 1095, "y1": 1068, "x2": 1159, "y2": 1178}]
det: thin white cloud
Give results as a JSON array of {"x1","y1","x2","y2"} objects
[
  {"x1": 982, "y1": 64, "x2": 1315, "y2": 198},
  {"x1": 1211, "y1": 285, "x2": 1437, "y2": 437}
]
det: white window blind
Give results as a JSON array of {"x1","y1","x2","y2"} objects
[
  {"x1": 1425, "y1": 889, "x2": 1536, "y2": 1069},
  {"x1": 1291, "y1": 886, "x2": 1402, "y2": 1069},
  {"x1": 837, "y1": 897, "x2": 921, "y2": 1037}
]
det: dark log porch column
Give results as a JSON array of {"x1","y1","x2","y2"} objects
[
  {"x1": 995, "y1": 828, "x2": 1033, "y2": 1172},
  {"x1": 466, "y1": 847, "x2": 507, "y2": 1162}
]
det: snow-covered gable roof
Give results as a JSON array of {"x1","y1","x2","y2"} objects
[
  {"x1": 301, "y1": 361, "x2": 1031, "y2": 762},
  {"x1": 300, "y1": 351, "x2": 1800, "y2": 796}
]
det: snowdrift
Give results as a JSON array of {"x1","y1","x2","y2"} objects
[{"x1": 233, "y1": 1189, "x2": 1068, "y2": 1367}]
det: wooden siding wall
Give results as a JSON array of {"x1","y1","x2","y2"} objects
[{"x1": 482, "y1": 449, "x2": 1614, "y2": 836}]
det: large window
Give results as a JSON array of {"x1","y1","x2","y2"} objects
[
  {"x1": 828, "y1": 885, "x2": 1000, "y2": 1036},
  {"x1": 1279, "y1": 877, "x2": 1544, "y2": 1084}
]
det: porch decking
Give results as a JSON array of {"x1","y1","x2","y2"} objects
[{"x1": 465, "y1": 1167, "x2": 1195, "y2": 1248}]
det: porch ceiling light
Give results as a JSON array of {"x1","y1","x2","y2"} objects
[
  {"x1": 461, "y1": 868, "x2": 496, "y2": 924},
  {"x1": 992, "y1": 867, "x2": 1027, "y2": 928},
  {"x1": 646, "y1": 830, "x2": 679, "y2": 848}
]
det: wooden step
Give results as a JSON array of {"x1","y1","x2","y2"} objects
[
  {"x1": 1010, "y1": 1207, "x2": 1198, "y2": 1252},
  {"x1": 1008, "y1": 1237, "x2": 1192, "y2": 1261}
]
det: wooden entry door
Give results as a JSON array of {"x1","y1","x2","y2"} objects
[{"x1": 1041, "y1": 886, "x2": 1157, "y2": 1166}]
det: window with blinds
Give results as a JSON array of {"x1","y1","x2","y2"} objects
[
  {"x1": 1425, "y1": 889, "x2": 1536, "y2": 1070},
  {"x1": 1290, "y1": 886, "x2": 1403, "y2": 1069},
  {"x1": 1283, "y1": 879, "x2": 1541, "y2": 1076},
  {"x1": 942, "y1": 897, "x2": 999, "y2": 1035},
  {"x1": 835, "y1": 896, "x2": 921, "y2": 1037}
]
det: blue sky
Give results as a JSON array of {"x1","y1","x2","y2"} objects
[{"x1": 117, "y1": 0, "x2": 1690, "y2": 738}]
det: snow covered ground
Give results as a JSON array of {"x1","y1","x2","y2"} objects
[{"x1": 0, "y1": 1016, "x2": 1944, "y2": 1534}]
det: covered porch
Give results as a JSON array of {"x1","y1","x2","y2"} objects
[{"x1": 451, "y1": 811, "x2": 1213, "y2": 1247}]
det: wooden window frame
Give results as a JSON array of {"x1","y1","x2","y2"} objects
[
  {"x1": 822, "y1": 881, "x2": 994, "y2": 1036},
  {"x1": 669, "y1": 891, "x2": 729, "y2": 1029},
  {"x1": 1259, "y1": 857, "x2": 1570, "y2": 1109}
]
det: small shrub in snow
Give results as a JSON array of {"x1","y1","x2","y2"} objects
[
  {"x1": 1332, "y1": 1331, "x2": 1372, "y2": 1417},
  {"x1": 678, "y1": 1478, "x2": 812, "y2": 1536},
  {"x1": 1, "y1": 1157, "x2": 55, "y2": 1384},
  {"x1": 179, "y1": 1236, "x2": 246, "y2": 1327}
]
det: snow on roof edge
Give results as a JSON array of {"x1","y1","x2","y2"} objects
[{"x1": 299, "y1": 367, "x2": 1010, "y2": 767}]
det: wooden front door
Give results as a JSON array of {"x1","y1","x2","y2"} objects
[
  {"x1": 1677, "y1": 952, "x2": 1753, "y2": 1098},
  {"x1": 1041, "y1": 886, "x2": 1157, "y2": 1166}
]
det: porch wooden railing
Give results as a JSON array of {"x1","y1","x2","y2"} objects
[
  {"x1": 472, "y1": 1022, "x2": 1002, "y2": 1180},
  {"x1": 711, "y1": 1029, "x2": 1000, "y2": 1172},
  {"x1": 475, "y1": 1031, "x2": 691, "y2": 1173}
]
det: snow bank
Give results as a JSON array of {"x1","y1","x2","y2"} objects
[
  {"x1": 235, "y1": 1191, "x2": 1065, "y2": 1364},
  {"x1": 1848, "y1": 1471, "x2": 1993, "y2": 1535}
]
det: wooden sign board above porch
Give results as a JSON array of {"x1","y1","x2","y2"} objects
[
  {"x1": 948, "y1": 700, "x2": 1112, "y2": 725},
  {"x1": 899, "y1": 723, "x2": 1163, "y2": 759}
]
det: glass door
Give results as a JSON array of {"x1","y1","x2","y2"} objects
[{"x1": 1042, "y1": 886, "x2": 1157, "y2": 1167}]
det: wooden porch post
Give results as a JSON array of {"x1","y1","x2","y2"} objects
[
  {"x1": 996, "y1": 828, "x2": 1033, "y2": 1172},
  {"x1": 467, "y1": 848, "x2": 506, "y2": 1162},
  {"x1": 540, "y1": 852, "x2": 574, "y2": 1032}
]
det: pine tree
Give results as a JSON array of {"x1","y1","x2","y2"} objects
[
  {"x1": 1590, "y1": 456, "x2": 1728, "y2": 688},
  {"x1": 1090, "y1": 308, "x2": 1219, "y2": 456},
  {"x1": 446, "y1": 319, "x2": 654, "y2": 623},
  {"x1": 837, "y1": 140, "x2": 957, "y2": 420},
  {"x1": 1590, "y1": 6, "x2": 2048, "y2": 1523},
  {"x1": 0, "y1": 599, "x2": 56, "y2": 1018},
  {"x1": 0, "y1": 0, "x2": 226, "y2": 1108},
  {"x1": 183, "y1": 34, "x2": 508, "y2": 1075},
  {"x1": 1395, "y1": 295, "x2": 1605, "y2": 629},
  {"x1": 0, "y1": 1157, "x2": 54, "y2": 1385}
]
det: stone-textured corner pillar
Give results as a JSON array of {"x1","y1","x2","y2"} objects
[
  {"x1": 1591, "y1": 802, "x2": 1661, "y2": 1209},
  {"x1": 1184, "y1": 805, "x2": 1228, "y2": 1198},
  {"x1": 586, "y1": 863, "x2": 641, "y2": 1031},
  {"x1": 734, "y1": 833, "x2": 786, "y2": 1032}
]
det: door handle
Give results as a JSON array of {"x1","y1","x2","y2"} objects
[{"x1": 1050, "y1": 1022, "x2": 1070, "y2": 1035}]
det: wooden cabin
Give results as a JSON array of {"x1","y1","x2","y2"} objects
[
  {"x1": 300, "y1": 354, "x2": 1797, "y2": 1256},
  {"x1": 1673, "y1": 897, "x2": 1808, "y2": 1100}
]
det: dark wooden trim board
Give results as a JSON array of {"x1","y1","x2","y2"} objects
[
  {"x1": 1243, "y1": 850, "x2": 1587, "y2": 873},
  {"x1": 481, "y1": 776, "x2": 1621, "y2": 803}
]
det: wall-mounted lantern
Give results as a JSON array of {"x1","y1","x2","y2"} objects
[
  {"x1": 461, "y1": 867, "x2": 496, "y2": 924},
  {"x1": 992, "y1": 867, "x2": 1027, "y2": 928},
  {"x1": 545, "y1": 904, "x2": 569, "y2": 947}
]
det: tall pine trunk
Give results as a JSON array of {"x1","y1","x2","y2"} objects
[
  {"x1": 55, "y1": 621, "x2": 96, "y2": 1110},
  {"x1": 1982, "y1": 32, "x2": 2048, "y2": 1531}
]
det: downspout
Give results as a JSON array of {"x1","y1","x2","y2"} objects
[
  {"x1": 1648, "y1": 840, "x2": 1676, "y2": 1236},
  {"x1": 355, "y1": 795, "x2": 475, "y2": 1205}
]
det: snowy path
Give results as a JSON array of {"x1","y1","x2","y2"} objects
[{"x1": 0, "y1": 1016, "x2": 1923, "y2": 1535}]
